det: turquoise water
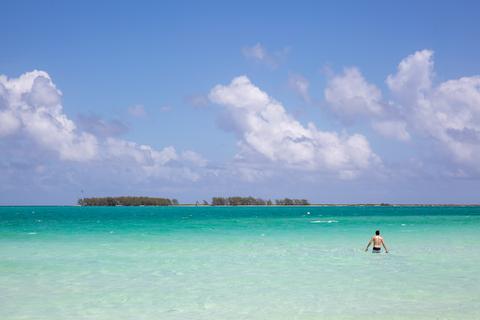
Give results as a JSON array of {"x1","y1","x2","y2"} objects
[{"x1": 1, "y1": 206, "x2": 479, "y2": 319}]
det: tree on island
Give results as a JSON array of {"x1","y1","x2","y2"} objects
[
  {"x1": 211, "y1": 197, "x2": 228, "y2": 206},
  {"x1": 78, "y1": 196, "x2": 178, "y2": 206},
  {"x1": 78, "y1": 196, "x2": 310, "y2": 206},
  {"x1": 275, "y1": 198, "x2": 309, "y2": 205},
  {"x1": 210, "y1": 197, "x2": 309, "y2": 206}
]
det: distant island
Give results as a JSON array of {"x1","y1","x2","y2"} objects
[
  {"x1": 77, "y1": 196, "x2": 310, "y2": 206},
  {"x1": 76, "y1": 197, "x2": 480, "y2": 207},
  {"x1": 78, "y1": 197, "x2": 179, "y2": 206},
  {"x1": 211, "y1": 197, "x2": 309, "y2": 206}
]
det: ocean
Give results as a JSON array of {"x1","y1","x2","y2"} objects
[{"x1": 1, "y1": 206, "x2": 479, "y2": 319}]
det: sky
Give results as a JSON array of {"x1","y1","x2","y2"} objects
[{"x1": 1, "y1": 1, "x2": 480, "y2": 205}]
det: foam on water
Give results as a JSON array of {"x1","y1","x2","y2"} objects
[{"x1": 1, "y1": 206, "x2": 480, "y2": 319}]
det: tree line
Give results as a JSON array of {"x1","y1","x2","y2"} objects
[
  {"x1": 78, "y1": 197, "x2": 179, "y2": 206},
  {"x1": 78, "y1": 196, "x2": 310, "y2": 206},
  {"x1": 211, "y1": 197, "x2": 309, "y2": 206}
]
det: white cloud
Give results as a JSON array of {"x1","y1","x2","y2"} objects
[
  {"x1": 328, "y1": 49, "x2": 480, "y2": 171},
  {"x1": 325, "y1": 67, "x2": 383, "y2": 117},
  {"x1": 181, "y1": 150, "x2": 208, "y2": 167},
  {"x1": 386, "y1": 50, "x2": 480, "y2": 166},
  {"x1": 105, "y1": 138, "x2": 177, "y2": 166},
  {"x1": 386, "y1": 50, "x2": 434, "y2": 103},
  {"x1": 242, "y1": 43, "x2": 289, "y2": 68},
  {"x1": 242, "y1": 43, "x2": 267, "y2": 61},
  {"x1": 0, "y1": 70, "x2": 98, "y2": 161},
  {"x1": 288, "y1": 74, "x2": 310, "y2": 103},
  {"x1": 372, "y1": 120, "x2": 410, "y2": 141},
  {"x1": 0, "y1": 110, "x2": 20, "y2": 136},
  {"x1": 0, "y1": 70, "x2": 207, "y2": 184},
  {"x1": 209, "y1": 76, "x2": 380, "y2": 178},
  {"x1": 128, "y1": 104, "x2": 146, "y2": 117}
]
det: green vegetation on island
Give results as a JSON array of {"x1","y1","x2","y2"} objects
[
  {"x1": 77, "y1": 196, "x2": 310, "y2": 206},
  {"x1": 78, "y1": 197, "x2": 179, "y2": 206},
  {"x1": 211, "y1": 197, "x2": 309, "y2": 206},
  {"x1": 275, "y1": 198, "x2": 310, "y2": 205}
]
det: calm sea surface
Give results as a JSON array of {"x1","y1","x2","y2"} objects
[{"x1": 1, "y1": 206, "x2": 479, "y2": 319}]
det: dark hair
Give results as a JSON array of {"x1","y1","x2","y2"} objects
[{"x1": 375, "y1": 230, "x2": 380, "y2": 235}]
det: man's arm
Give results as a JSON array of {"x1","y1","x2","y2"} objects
[
  {"x1": 382, "y1": 239, "x2": 389, "y2": 253},
  {"x1": 365, "y1": 238, "x2": 372, "y2": 251}
]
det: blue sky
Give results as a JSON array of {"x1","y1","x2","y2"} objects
[{"x1": 1, "y1": 1, "x2": 480, "y2": 204}]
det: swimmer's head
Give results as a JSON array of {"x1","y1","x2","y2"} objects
[{"x1": 375, "y1": 230, "x2": 380, "y2": 235}]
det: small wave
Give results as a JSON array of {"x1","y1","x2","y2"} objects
[
  {"x1": 27, "y1": 232, "x2": 37, "y2": 235},
  {"x1": 310, "y1": 220, "x2": 338, "y2": 224}
]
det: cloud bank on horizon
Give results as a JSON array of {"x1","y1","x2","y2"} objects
[{"x1": 1, "y1": 49, "x2": 480, "y2": 203}]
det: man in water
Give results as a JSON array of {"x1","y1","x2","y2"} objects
[{"x1": 365, "y1": 230, "x2": 389, "y2": 253}]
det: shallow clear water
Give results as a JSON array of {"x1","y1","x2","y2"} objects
[{"x1": 1, "y1": 206, "x2": 479, "y2": 319}]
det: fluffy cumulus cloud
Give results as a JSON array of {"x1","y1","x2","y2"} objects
[
  {"x1": 387, "y1": 50, "x2": 480, "y2": 166},
  {"x1": 0, "y1": 71, "x2": 98, "y2": 161},
  {"x1": 325, "y1": 49, "x2": 480, "y2": 172},
  {"x1": 209, "y1": 76, "x2": 380, "y2": 178},
  {"x1": 103, "y1": 138, "x2": 206, "y2": 182},
  {"x1": 325, "y1": 67, "x2": 383, "y2": 117},
  {"x1": 386, "y1": 50, "x2": 434, "y2": 103},
  {"x1": 0, "y1": 71, "x2": 207, "y2": 191}
]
